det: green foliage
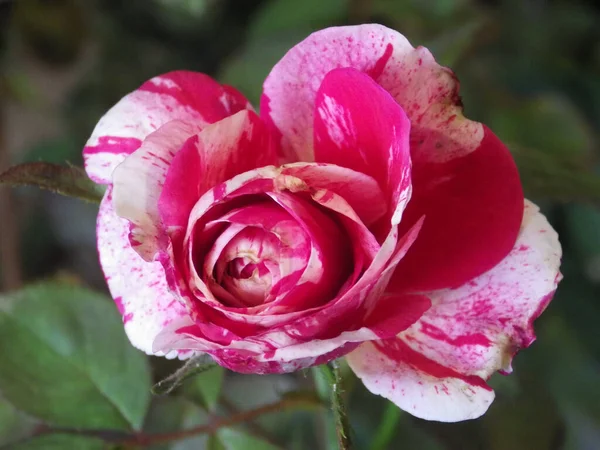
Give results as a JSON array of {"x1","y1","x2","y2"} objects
[
  {"x1": 0, "y1": 282, "x2": 151, "y2": 430},
  {"x1": 219, "y1": 35, "x2": 305, "y2": 108},
  {"x1": 0, "y1": 398, "x2": 36, "y2": 446},
  {"x1": 183, "y1": 365, "x2": 225, "y2": 411},
  {"x1": 0, "y1": 163, "x2": 104, "y2": 204},
  {"x1": 216, "y1": 428, "x2": 281, "y2": 450},
  {"x1": 143, "y1": 396, "x2": 210, "y2": 450}
]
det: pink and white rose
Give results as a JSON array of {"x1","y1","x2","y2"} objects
[{"x1": 84, "y1": 24, "x2": 562, "y2": 422}]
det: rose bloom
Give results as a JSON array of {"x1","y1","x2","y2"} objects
[{"x1": 84, "y1": 25, "x2": 561, "y2": 421}]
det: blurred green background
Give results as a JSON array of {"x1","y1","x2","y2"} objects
[{"x1": 1, "y1": 0, "x2": 599, "y2": 449}]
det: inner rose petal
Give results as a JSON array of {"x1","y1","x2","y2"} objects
[{"x1": 214, "y1": 226, "x2": 280, "y2": 307}]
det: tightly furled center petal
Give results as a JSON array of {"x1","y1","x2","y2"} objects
[
  {"x1": 198, "y1": 201, "x2": 311, "y2": 308},
  {"x1": 187, "y1": 188, "x2": 354, "y2": 313},
  {"x1": 212, "y1": 226, "x2": 280, "y2": 306}
]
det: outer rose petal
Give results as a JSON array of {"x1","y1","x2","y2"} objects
[
  {"x1": 84, "y1": 71, "x2": 250, "y2": 184},
  {"x1": 390, "y1": 126, "x2": 523, "y2": 291},
  {"x1": 347, "y1": 200, "x2": 562, "y2": 422},
  {"x1": 347, "y1": 339, "x2": 495, "y2": 422},
  {"x1": 97, "y1": 188, "x2": 191, "y2": 359},
  {"x1": 398, "y1": 199, "x2": 562, "y2": 378},
  {"x1": 263, "y1": 24, "x2": 524, "y2": 290},
  {"x1": 262, "y1": 24, "x2": 478, "y2": 162},
  {"x1": 160, "y1": 109, "x2": 277, "y2": 233},
  {"x1": 113, "y1": 121, "x2": 197, "y2": 261}
]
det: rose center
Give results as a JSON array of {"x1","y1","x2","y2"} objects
[
  {"x1": 227, "y1": 257, "x2": 269, "y2": 280},
  {"x1": 221, "y1": 254, "x2": 275, "y2": 306}
]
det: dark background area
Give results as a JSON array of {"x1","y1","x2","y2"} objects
[{"x1": 1, "y1": 0, "x2": 599, "y2": 449}]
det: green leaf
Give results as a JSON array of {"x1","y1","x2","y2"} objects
[
  {"x1": 427, "y1": 19, "x2": 484, "y2": 67},
  {"x1": 18, "y1": 138, "x2": 82, "y2": 166},
  {"x1": 0, "y1": 282, "x2": 151, "y2": 430},
  {"x1": 207, "y1": 434, "x2": 227, "y2": 450},
  {"x1": 481, "y1": 376, "x2": 562, "y2": 450},
  {"x1": 0, "y1": 163, "x2": 104, "y2": 204},
  {"x1": 183, "y1": 365, "x2": 225, "y2": 411},
  {"x1": 216, "y1": 428, "x2": 281, "y2": 450},
  {"x1": 531, "y1": 317, "x2": 600, "y2": 423},
  {"x1": 491, "y1": 95, "x2": 594, "y2": 159},
  {"x1": 6, "y1": 434, "x2": 106, "y2": 450},
  {"x1": 143, "y1": 396, "x2": 210, "y2": 450},
  {"x1": 0, "y1": 398, "x2": 36, "y2": 446}
]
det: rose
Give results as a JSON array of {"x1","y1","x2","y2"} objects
[{"x1": 84, "y1": 24, "x2": 561, "y2": 422}]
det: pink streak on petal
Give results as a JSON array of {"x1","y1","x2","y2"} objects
[
  {"x1": 263, "y1": 25, "x2": 523, "y2": 289},
  {"x1": 112, "y1": 120, "x2": 198, "y2": 261},
  {"x1": 314, "y1": 67, "x2": 411, "y2": 217},
  {"x1": 347, "y1": 339, "x2": 495, "y2": 422},
  {"x1": 268, "y1": 191, "x2": 352, "y2": 309},
  {"x1": 84, "y1": 70, "x2": 251, "y2": 184},
  {"x1": 281, "y1": 162, "x2": 387, "y2": 227}
]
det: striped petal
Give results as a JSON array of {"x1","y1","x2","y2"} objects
[
  {"x1": 112, "y1": 110, "x2": 275, "y2": 262},
  {"x1": 347, "y1": 199, "x2": 562, "y2": 421},
  {"x1": 84, "y1": 71, "x2": 250, "y2": 184},
  {"x1": 97, "y1": 188, "x2": 192, "y2": 359}
]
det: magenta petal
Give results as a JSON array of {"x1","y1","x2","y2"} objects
[
  {"x1": 390, "y1": 125, "x2": 524, "y2": 291},
  {"x1": 314, "y1": 68, "x2": 412, "y2": 226},
  {"x1": 281, "y1": 163, "x2": 387, "y2": 227},
  {"x1": 159, "y1": 110, "x2": 277, "y2": 235},
  {"x1": 113, "y1": 120, "x2": 197, "y2": 261},
  {"x1": 262, "y1": 25, "x2": 413, "y2": 162},
  {"x1": 84, "y1": 71, "x2": 250, "y2": 184},
  {"x1": 268, "y1": 191, "x2": 352, "y2": 309}
]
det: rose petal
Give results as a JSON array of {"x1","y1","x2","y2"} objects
[
  {"x1": 313, "y1": 68, "x2": 412, "y2": 226},
  {"x1": 347, "y1": 199, "x2": 561, "y2": 422},
  {"x1": 398, "y1": 199, "x2": 562, "y2": 378},
  {"x1": 159, "y1": 110, "x2": 277, "y2": 235},
  {"x1": 112, "y1": 110, "x2": 275, "y2": 262},
  {"x1": 209, "y1": 202, "x2": 310, "y2": 302},
  {"x1": 268, "y1": 191, "x2": 352, "y2": 309},
  {"x1": 113, "y1": 120, "x2": 197, "y2": 261},
  {"x1": 347, "y1": 339, "x2": 495, "y2": 422},
  {"x1": 97, "y1": 187, "x2": 191, "y2": 359},
  {"x1": 84, "y1": 71, "x2": 250, "y2": 184},
  {"x1": 262, "y1": 24, "x2": 479, "y2": 162},
  {"x1": 390, "y1": 126, "x2": 524, "y2": 291},
  {"x1": 281, "y1": 163, "x2": 387, "y2": 226}
]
